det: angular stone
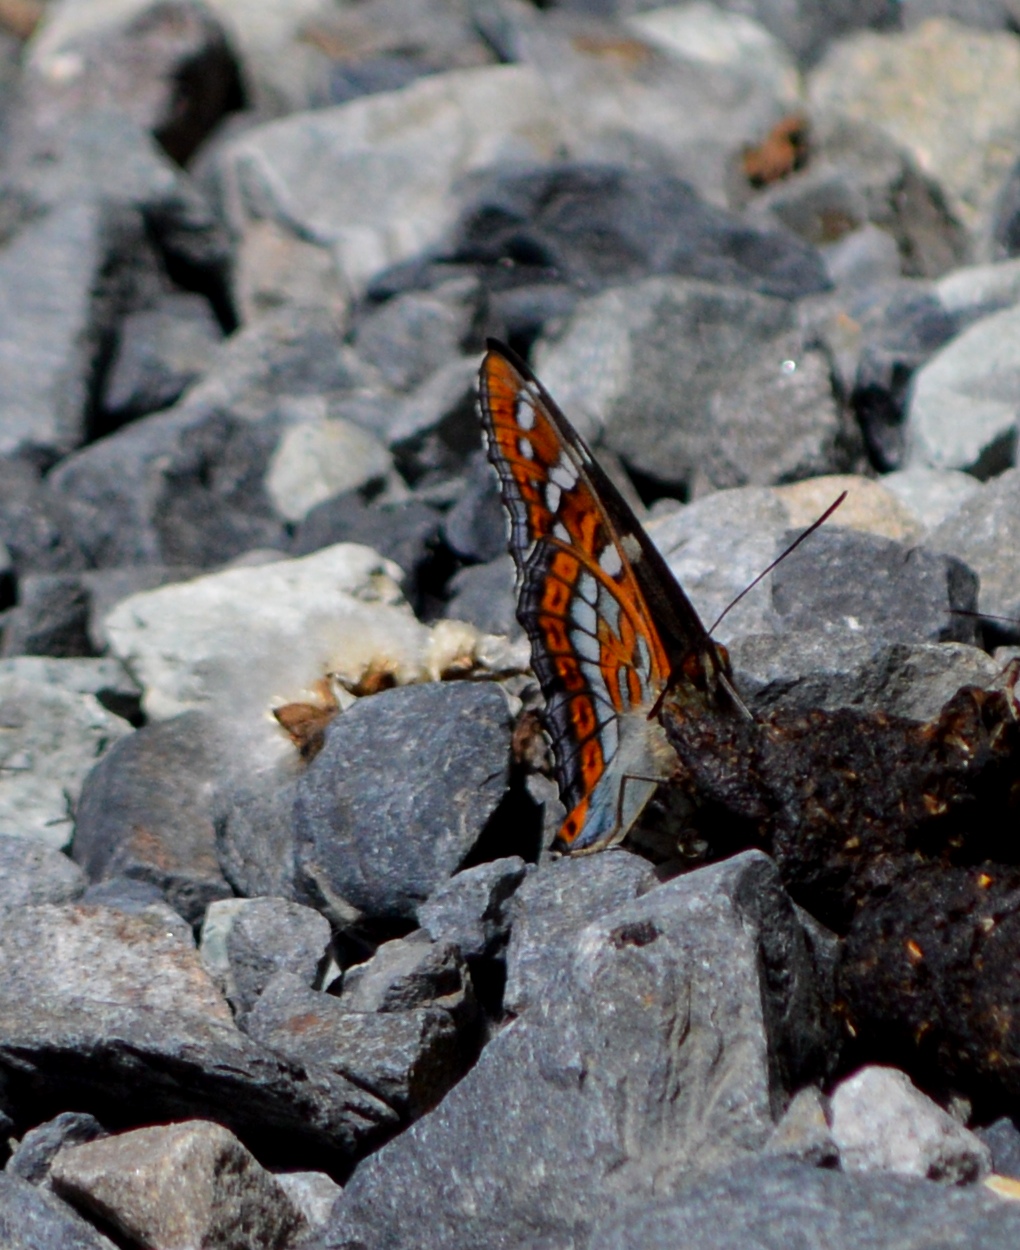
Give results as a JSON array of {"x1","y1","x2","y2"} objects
[
  {"x1": 200, "y1": 896, "x2": 332, "y2": 1014},
  {"x1": 504, "y1": 850, "x2": 656, "y2": 1015},
  {"x1": 830, "y1": 1066, "x2": 991, "y2": 1183},
  {"x1": 245, "y1": 972, "x2": 466, "y2": 1121},
  {"x1": 6, "y1": 1111, "x2": 106, "y2": 1185},
  {"x1": 50, "y1": 1121, "x2": 306, "y2": 1250},
  {"x1": 266, "y1": 415, "x2": 392, "y2": 523},
  {"x1": 2, "y1": 574, "x2": 93, "y2": 658},
  {"x1": 0, "y1": 836, "x2": 86, "y2": 909},
  {"x1": 0, "y1": 457, "x2": 88, "y2": 575},
  {"x1": 273, "y1": 1170, "x2": 342, "y2": 1235},
  {"x1": 338, "y1": 932, "x2": 469, "y2": 1016},
  {"x1": 295, "y1": 682, "x2": 512, "y2": 923},
  {"x1": 417, "y1": 857, "x2": 528, "y2": 961},
  {"x1": 326, "y1": 853, "x2": 832, "y2": 1249},
  {"x1": 443, "y1": 556, "x2": 519, "y2": 640},
  {"x1": 976, "y1": 1118, "x2": 1020, "y2": 1179},
  {"x1": 762, "y1": 1086, "x2": 838, "y2": 1168},
  {"x1": 72, "y1": 712, "x2": 233, "y2": 925},
  {"x1": 881, "y1": 466, "x2": 982, "y2": 532}
]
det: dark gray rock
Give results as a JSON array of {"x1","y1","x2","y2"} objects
[
  {"x1": 102, "y1": 294, "x2": 223, "y2": 422},
  {"x1": 0, "y1": 1172, "x2": 118, "y2": 1250},
  {"x1": 0, "y1": 904, "x2": 394, "y2": 1172},
  {"x1": 213, "y1": 897, "x2": 332, "y2": 1015},
  {"x1": 387, "y1": 357, "x2": 478, "y2": 482},
  {"x1": 443, "y1": 556, "x2": 518, "y2": 639},
  {"x1": 245, "y1": 972, "x2": 467, "y2": 1121},
  {"x1": 504, "y1": 850, "x2": 657, "y2": 1014},
  {"x1": 926, "y1": 466, "x2": 1020, "y2": 631},
  {"x1": 417, "y1": 857, "x2": 528, "y2": 961},
  {"x1": 441, "y1": 450, "x2": 505, "y2": 564},
  {"x1": 215, "y1": 775, "x2": 301, "y2": 902},
  {"x1": 325, "y1": 852, "x2": 833, "y2": 1250},
  {"x1": 338, "y1": 932, "x2": 470, "y2": 1016},
  {"x1": 6, "y1": 1112, "x2": 106, "y2": 1185},
  {"x1": 769, "y1": 527, "x2": 979, "y2": 646},
  {"x1": 72, "y1": 712, "x2": 233, "y2": 925},
  {"x1": 0, "y1": 837, "x2": 86, "y2": 909},
  {"x1": 1, "y1": 575, "x2": 93, "y2": 658},
  {"x1": 976, "y1": 1117, "x2": 1020, "y2": 1179},
  {"x1": 586, "y1": 1157, "x2": 1020, "y2": 1250},
  {"x1": 295, "y1": 682, "x2": 512, "y2": 924}
]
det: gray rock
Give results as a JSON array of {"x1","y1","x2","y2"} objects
[
  {"x1": 976, "y1": 1117, "x2": 1020, "y2": 1179},
  {"x1": 441, "y1": 450, "x2": 505, "y2": 564},
  {"x1": 533, "y1": 277, "x2": 795, "y2": 494},
  {"x1": 102, "y1": 295, "x2": 223, "y2": 421},
  {"x1": 587, "y1": 1156, "x2": 1020, "y2": 1250},
  {"x1": 900, "y1": 0, "x2": 1016, "y2": 28},
  {"x1": 200, "y1": 897, "x2": 332, "y2": 1015},
  {"x1": 6, "y1": 1112, "x2": 106, "y2": 1185},
  {"x1": 0, "y1": 1171, "x2": 117, "y2": 1250},
  {"x1": 830, "y1": 1065, "x2": 991, "y2": 1183},
  {"x1": 215, "y1": 775, "x2": 301, "y2": 902},
  {"x1": 822, "y1": 224, "x2": 903, "y2": 290},
  {"x1": 935, "y1": 256, "x2": 1020, "y2": 317},
  {"x1": 881, "y1": 466, "x2": 982, "y2": 532},
  {"x1": 0, "y1": 656, "x2": 141, "y2": 721},
  {"x1": 926, "y1": 467, "x2": 1020, "y2": 625},
  {"x1": 50, "y1": 1121, "x2": 307, "y2": 1250},
  {"x1": 443, "y1": 556, "x2": 519, "y2": 640},
  {"x1": 0, "y1": 903, "x2": 395, "y2": 1170},
  {"x1": 417, "y1": 857, "x2": 528, "y2": 961},
  {"x1": 2, "y1": 575, "x2": 93, "y2": 658},
  {"x1": 0, "y1": 673, "x2": 131, "y2": 848},
  {"x1": 326, "y1": 852, "x2": 833, "y2": 1250},
  {"x1": 504, "y1": 850, "x2": 656, "y2": 1015},
  {"x1": 0, "y1": 457, "x2": 88, "y2": 575},
  {"x1": 0, "y1": 837, "x2": 86, "y2": 909},
  {"x1": 762, "y1": 1086, "x2": 838, "y2": 1168},
  {"x1": 295, "y1": 682, "x2": 512, "y2": 924},
  {"x1": 338, "y1": 932, "x2": 470, "y2": 1017},
  {"x1": 72, "y1": 712, "x2": 233, "y2": 925},
  {"x1": 0, "y1": 202, "x2": 128, "y2": 455},
  {"x1": 265, "y1": 412, "x2": 393, "y2": 524},
  {"x1": 905, "y1": 300, "x2": 1020, "y2": 475},
  {"x1": 245, "y1": 972, "x2": 467, "y2": 1121},
  {"x1": 388, "y1": 356, "x2": 478, "y2": 480},
  {"x1": 809, "y1": 19, "x2": 1020, "y2": 252},
  {"x1": 769, "y1": 527, "x2": 979, "y2": 646}
]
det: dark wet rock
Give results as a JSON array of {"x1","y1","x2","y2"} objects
[
  {"x1": 0, "y1": 837, "x2": 86, "y2": 909},
  {"x1": 325, "y1": 853, "x2": 833, "y2": 1250},
  {"x1": 443, "y1": 555, "x2": 518, "y2": 638},
  {"x1": 661, "y1": 677, "x2": 1020, "y2": 933},
  {"x1": 504, "y1": 850, "x2": 656, "y2": 1015},
  {"x1": 0, "y1": 1171, "x2": 118, "y2": 1250},
  {"x1": 6, "y1": 1112, "x2": 106, "y2": 1185},
  {"x1": 72, "y1": 711, "x2": 233, "y2": 925},
  {"x1": 295, "y1": 682, "x2": 512, "y2": 924},
  {"x1": 769, "y1": 527, "x2": 979, "y2": 646},
  {"x1": 417, "y1": 857, "x2": 528, "y2": 961},
  {"x1": 49, "y1": 1121, "x2": 307, "y2": 1250},
  {"x1": 200, "y1": 897, "x2": 332, "y2": 1015},
  {"x1": 586, "y1": 1157, "x2": 1020, "y2": 1250},
  {"x1": 245, "y1": 972, "x2": 468, "y2": 1121},
  {"x1": 976, "y1": 1117, "x2": 1020, "y2": 1179},
  {"x1": 0, "y1": 904, "x2": 394, "y2": 1172},
  {"x1": 2, "y1": 575, "x2": 94, "y2": 658},
  {"x1": 101, "y1": 294, "x2": 223, "y2": 423}
]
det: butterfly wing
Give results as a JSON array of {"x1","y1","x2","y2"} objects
[{"x1": 478, "y1": 340, "x2": 721, "y2": 852}]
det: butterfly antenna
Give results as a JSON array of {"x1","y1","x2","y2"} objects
[{"x1": 708, "y1": 491, "x2": 847, "y2": 635}]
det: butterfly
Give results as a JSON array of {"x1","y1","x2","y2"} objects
[{"x1": 477, "y1": 339, "x2": 749, "y2": 854}]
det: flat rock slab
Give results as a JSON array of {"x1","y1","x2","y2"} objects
[
  {"x1": 0, "y1": 904, "x2": 395, "y2": 1170},
  {"x1": 295, "y1": 681, "x2": 512, "y2": 923},
  {"x1": 326, "y1": 853, "x2": 831, "y2": 1250}
]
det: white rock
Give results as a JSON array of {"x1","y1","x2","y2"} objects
[
  {"x1": 266, "y1": 414, "x2": 392, "y2": 522},
  {"x1": 0, "y1": 676, "x2": 131, "y2": 849},
  {"x1": 274, "y1": 1170, "x2": 342, "y2": 1231},
  {"x1": 881, "y1": 466, "x2": 982, "y2": 532},
  {"x1": 936, "y1": 257, "x2": 1020, "y2": 316},
  {"x1": 102, "y1": 543, "x2": 486, "y2": 723},
  {"x1": 904, "y1": 301, "x2": 1020, "y2": 474},
  {"x1": 830, "y1": 1065, "x2": 991, "y2": 1183}
]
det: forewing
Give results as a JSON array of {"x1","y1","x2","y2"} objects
[{"x1": 478, "y1": 343, "x2": 674, "y2": 847}]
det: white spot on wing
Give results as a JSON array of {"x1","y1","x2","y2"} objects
[
  {"x1": 599, "y1": 545, "x2": 623, "y2": 577},
  {"x1": 518, "y1": 436, "x2": 534, "y2": 460},
  {"x1": 578, "y1": 573, "x2": 598, "y2": 605},
  {"x1": 545, "y1": 482, "x2": 562, "y2": 513},
  {"x1": 549, "y1": 456, "x2": 579, "y2": 491},
  {"x1": 516, "y1": 396, "x2": 536, "y2": 431},
  {"x1": 572, "y1": 596, "x2": 597, "y2": 638},
  {"x1": 552, "y1": 521, "x2": 571, "y2": 543},
  {"x1": 572, "y1": 625, "x2": 600, "y2": 663},
  {"x1": 620, "y1": 534, "x2": 642, "y2": 562}
]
